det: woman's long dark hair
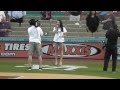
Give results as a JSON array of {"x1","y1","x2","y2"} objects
[
  {"x1": 58, "y1": 19, "x2": 63, "y2": 32},
  {"x1": 86, "y1": 11, "x2": 100, "y2": 34},
  {"x1": 88, "y1": 11, "x2": 97, "y2": 17}
]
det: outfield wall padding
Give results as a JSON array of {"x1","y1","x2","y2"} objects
[{"x1": 0, "y1": 37, "x2": 120, "y2": 60}]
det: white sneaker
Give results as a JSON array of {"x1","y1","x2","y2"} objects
[
  {"x1": 28, "y1": 67, "x2": 31, "y2": 70},
  {"x1": 55, "y1": 61, "x2": 58, "y2": 65},
  {"x1": 75, "y1": 22, "x2": 80, "y2": 25},
  {"x1": 59, "y1": 62, "x2": 62, "y2": 66}
]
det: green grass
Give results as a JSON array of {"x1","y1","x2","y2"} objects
[{"x1": 0, "y1": 60, "x2": 120, "y2": 79}]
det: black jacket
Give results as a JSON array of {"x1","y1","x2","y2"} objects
[
  {"x1": 86, "y1": 15, "x2": 100, "y2": 33},
  {"x1": 69, "y1": 11, "x2": 82, "y2": 16},
  {"x1": 106, "y1": 29, "x2": 120, "y2": 46}
]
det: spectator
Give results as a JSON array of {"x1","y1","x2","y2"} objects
[
  {"x1": 101, "y1": 11, "x2": 116, "y2": 30},
  {"x1": 113, "y1": 11, "x2": 120, "y2": 16},
  {"x1": 4, "y1": 11, "x2": 9, "y2": 22},
  {"x1": 0, "y1": 11, "x2": 6, "y2": 22},
  {"x1": 0, "y1": 18, "x2": 12, "y2": 37},
  {"x1": 7, "y1": 11, "x2": 26, "y2": 26},
  {"x1": 98, "y1": 11, "x2": 108, "y2": 21},
  {"x1": 86, "y1": 11, "x2": 100, "y2": 36},
  {"x1": 69, "y1": 11, "x2": 82, "y2": 26},
  {"x1": 40, "y1": 11, "x2": 52, "y2": 20}
]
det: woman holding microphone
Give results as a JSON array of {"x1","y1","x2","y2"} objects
[{"x1": 53, "y1": 19, "x2": 67, "y2": 66}]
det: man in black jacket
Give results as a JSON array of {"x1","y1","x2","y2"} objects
[{"x1": 103, "y1": 26, "x2": 120, "y2": 73}]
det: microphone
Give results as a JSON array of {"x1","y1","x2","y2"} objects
[{"x1": 55, "y1": 24, "x2": 59, "y2": 31}]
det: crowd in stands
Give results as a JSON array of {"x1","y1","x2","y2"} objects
[{"x1": 0, "y1": 11, "x2": 120, "y2": 37}]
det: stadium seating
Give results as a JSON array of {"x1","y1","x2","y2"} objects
[{"x1": 9, "y1": 11, "x2": 120, "y2": 38}]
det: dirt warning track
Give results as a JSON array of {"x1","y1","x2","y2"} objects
[{"x1": 0, "y1": 72, "x2": 113, "y2": 79}]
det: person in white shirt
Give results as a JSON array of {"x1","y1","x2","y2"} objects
[
  {"x1": 69, "y1": 11, "x2": 82, "y2": 26},
  {"x1": 8, "y1": 11, "x2": 26, "y2": 19},
  {"x1": 27, "y1": 19, "x2": 43, "y2": 70},
  {"x1": 53, "y1": 19, "x2": 67, "y2": 66},
  {"x1": 0, "y1": 11, "x2": 6, "y2": 22},
  {"x1": 7, "y1": 11, "x2": 26, "y2": 26}
]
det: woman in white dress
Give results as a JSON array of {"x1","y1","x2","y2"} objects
[{"x1": 53, "y1": 20, "x2": 67, "y2": 66}]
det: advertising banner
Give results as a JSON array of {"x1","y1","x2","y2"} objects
[
  {"x1": 0, "y1": 40, "x2": 105, "y2": 59},
  {"x1": 1, "y1": 37, "x2": 120, "y2": 60}
]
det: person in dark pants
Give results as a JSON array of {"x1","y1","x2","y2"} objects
[{"x1": 103, "y1": 27, "x2": 120, "y2": 73}]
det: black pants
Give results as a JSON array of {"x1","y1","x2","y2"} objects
[
  {"x1": 103, "y1": 45, "x2": 117, "y2": 72},
  {"x1": 10, "y1": 18, "x2": 23, "y2": 26}
]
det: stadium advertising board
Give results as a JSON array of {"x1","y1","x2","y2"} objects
[
  {"x1": 0, "y1": 41, "x2": 104, "y2": 59},
  {"x1": 1, "y1": 37, "x2": 120, "y2": 60}
]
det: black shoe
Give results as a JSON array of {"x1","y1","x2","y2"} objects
[
  {"x1": 39, "y1": 67, "x2": 42, "y2": 70},
  {"x1": 112, "y1": 71, "x2": 116, "y2": 73},
  {"x1": 103, "y1": 70, "x2": 107, "y2": 72},
  {"x1": 28, "y1": 67, "x2": 32, "y2": 70}
]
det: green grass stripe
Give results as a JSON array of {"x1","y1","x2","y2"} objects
[{"x1": 0, "y1": 61, "x2": 120, "y2": 78}]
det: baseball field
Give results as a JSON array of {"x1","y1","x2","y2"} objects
[{"x1": 0, "y1": 58, "x2": 120, "y2": 79}]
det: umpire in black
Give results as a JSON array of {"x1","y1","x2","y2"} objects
[{"x1": 103, "y1": 25, "x2": 120, "y2": 73}]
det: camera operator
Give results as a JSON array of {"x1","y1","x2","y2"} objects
[{"x1": 27, "y1": 19, "x2": 43, "y2": 70}]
